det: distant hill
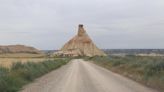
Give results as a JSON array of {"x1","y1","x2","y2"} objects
[
  {"x1": 0, "y1": 45, "x2": 42, "y2": 54},
  {"x1": 104, "y1": 49, "x2": 164, "y2": 56}
]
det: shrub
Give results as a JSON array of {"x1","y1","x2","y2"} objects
[
  {"x1": 144, "y1": 60, "x2": 164, "y2": 77},
  {"x1": 0, "y1": 58, "x2": 70, "y2": 92},
  {"x1": 87, "y1": 56, "x2": 164, "y2": 91}
]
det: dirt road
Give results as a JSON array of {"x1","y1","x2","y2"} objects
[{"x1": 21, "y1": 59, "x2": 158, "y2": 92}]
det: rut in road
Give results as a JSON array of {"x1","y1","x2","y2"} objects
[{"x1": 21, "y1": 59, "x2": 158, "y2": 92}]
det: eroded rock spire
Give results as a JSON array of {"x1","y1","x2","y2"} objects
[
  {"x1": 54, "y1": 24, "x2": 107, "y2": 57},
  {"x1": 78, "y1": 24, "x2": 86, "y2": 36}
]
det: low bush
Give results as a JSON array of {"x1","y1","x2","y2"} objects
[
  {"x1": 0, "y1": 58, "x2": 70, "y2": 92},
  {"x1": 87, "y1": 56, "x2": 164, "y2": 91}
]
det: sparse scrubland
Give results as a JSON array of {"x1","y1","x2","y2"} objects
[
  {"x1": 86, "y1": 56, "x2": 164, "y2": 91},
  {"x1": 0, "y1": 53, "x2": 45, "y2": 58},
  {"x1": 0, "y1": 58, "x2": 70, "y2": 92},
  {"x1": 0, "y1": 58, "x2": 55, "y2": 68}
]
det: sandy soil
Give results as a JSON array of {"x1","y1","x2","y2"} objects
[
  {"x1": 21, "y1": 59, "x2": 158, "y2": 92},
  {"x1": 0, "y1": 58, "x2": 50, "y2": 68}
]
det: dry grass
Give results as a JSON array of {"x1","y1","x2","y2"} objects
[
  {"x1": 0, "y1": 53, "x2": 49, "y2": 68},
  {"x1": 0, "y1": 58, "x2": 51, "y2": 68},
  {"x1": 0, "y1": 53, "x2": 45, "y2": 58}
]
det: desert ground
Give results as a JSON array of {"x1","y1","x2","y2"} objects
[
  {"x1": 0, "y1": 58, "x2": 48, "y2": 68},
  {"x1": 0, "y1": 53, "x2": 51, "y2": 68}
]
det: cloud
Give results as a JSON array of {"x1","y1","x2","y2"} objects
[{"x1": 0, "y1": 0, "x2": 164, "y2": 49}]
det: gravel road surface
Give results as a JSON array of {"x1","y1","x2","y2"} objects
[{"x1": 21, "y1": 59, "x2": 158, "y2": 92}]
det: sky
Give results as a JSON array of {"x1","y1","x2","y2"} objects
[{"x1": 0, "y1": 0, "x2": 164, "y2": 50}]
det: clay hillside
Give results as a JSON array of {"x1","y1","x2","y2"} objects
[
  {"x1": 0, "y1": 45, "x2": 42, "y2": 54},
  {"x1": 54, "y1": 24, "x2": 107, "y2": 57}
]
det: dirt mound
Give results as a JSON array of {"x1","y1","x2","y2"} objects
[
  {"x1": 55, "y1": 24, "x2": 106, "y2": 57},
  {"x1": 0, "y1": 45, "x2": 42, "y2": 54}
]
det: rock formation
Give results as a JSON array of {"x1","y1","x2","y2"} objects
[
  {"x1": 0, "y1": 45, "x2": 42, "y2": 54},
  {"x1": 54, "y1": 24, "x2": 106, "y2": 57}
]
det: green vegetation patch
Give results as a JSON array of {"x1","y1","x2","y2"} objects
[
  {"x1": 86, "y1": 56, "x2": 164, "y2": 91},
  {"x1": 0, "y1": 58, "x2": 70, "y2": 92}
]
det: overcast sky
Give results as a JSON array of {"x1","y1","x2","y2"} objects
[{"x1": 0, "y1": 0, "x2": 164, "y2": 50}]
